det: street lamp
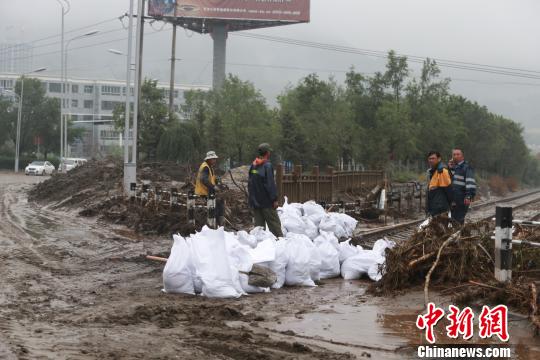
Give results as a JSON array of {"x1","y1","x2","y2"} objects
[
  {"x1": 110, "y1": 0, "x2": 137, "y2": 194},
  {"x1": 14, "y1": 67, "x2": 47, "y2": 173},
  {"x1": 62, "y1": 30, "x2": 99, "y2": 164},
  {"x1": 55, "y1": 0, "x2": 70, "y2": 172}
]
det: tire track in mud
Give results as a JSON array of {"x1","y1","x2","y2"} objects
[{"x1": 0, "y1": 176, "x2": 382, "y2": 359}]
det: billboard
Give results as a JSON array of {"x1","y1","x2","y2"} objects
[{"x1": 148, "y1": 0, "x2": 310, "y2": 23}]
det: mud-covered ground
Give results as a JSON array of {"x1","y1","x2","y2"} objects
[{"x1": 1, "y1": 173, "x2": 539, "y2": 359}]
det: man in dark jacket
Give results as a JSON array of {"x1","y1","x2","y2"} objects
[
  {"x1": 248, "y1": 143, "x2": 283, "y2": 237},
  {"x1": 426, "y1": 151, "x2": 453, "y2": 217},
  {"x1": 449, "y1": 148, "x2": 476, "y2": 224}
]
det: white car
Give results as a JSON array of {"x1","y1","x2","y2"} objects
[
  {"x1": 25, "y1": 161, "x2": 55, "y2": 176},
  {"x1": 60, "y1": 158, "x2": 87, "y2": 172},
  {"x1": 62, "y1": 159, "x2": 77, "y2": 172}
]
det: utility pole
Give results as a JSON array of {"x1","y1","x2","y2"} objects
[
  {"x1": 169, "y1": 24, "x2": 177, "y2": 121},
  {"x1": 56, "y1": 0, "x2": 70, "y2": 172},
  {"x1": 132, "y1": 0, "x2": 145, "y2": 167},
  {"x1": 123, "y1": 0, "x2": 136, "y2": 194}
]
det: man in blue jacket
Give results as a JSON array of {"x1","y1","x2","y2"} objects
[
  {"x1": 449, "y1": 148, "x2": 476, "y2": 224},
  {"x1": 248, "y1": 143, "x2": 283, "y2": 237}
]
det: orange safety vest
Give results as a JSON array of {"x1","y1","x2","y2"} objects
[
  {"x1": 195, "y1": 161, "x2": 216, "y2": 196},
  {"x1": 429, "y1": 167, "x2": 452, "y2": 190}
]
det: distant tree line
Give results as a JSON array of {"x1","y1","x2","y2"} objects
[
  {"x1": 115, "y1": 52, "x2": 539, "y2": 186},
  {"x1": 0, "y1": 78, "x2": 82, "y2": 165}
]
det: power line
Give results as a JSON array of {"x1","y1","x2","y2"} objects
[
  {"x1": 19, "y1": 58, "x2": 540, "y2": 89},
  {"x1": 232, "y1": 33, "x2": 540, "y2": 80},
  {"x1": 0, "y1": 16, "x2": 120, "y2": 55},
  {"x1": 7, "y1": 28, "x2": 167, "y2": 62}
]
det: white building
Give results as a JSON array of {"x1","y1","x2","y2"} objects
[{"x1": 0, "y1": 73, "x2": 209, "y2": 157}]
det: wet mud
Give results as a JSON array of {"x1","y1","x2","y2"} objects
[{"x1": 1, "y1": 173, "x2": 539, "y2": 359}]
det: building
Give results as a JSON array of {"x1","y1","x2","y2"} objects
[
  {"x1": 0, "y1": 73, "x2": 210, "y2": 157},
  {"x1": 0, "y1": 43, "x2": 33, "y2": 74}
]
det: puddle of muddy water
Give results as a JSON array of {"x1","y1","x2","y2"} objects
[{"x1": 259, "y1": 285, "x2": 540, "y2": 360}]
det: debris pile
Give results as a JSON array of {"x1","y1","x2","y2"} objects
[
  {"x1": 371, "y1": 216, "x2": 540, "y2": 333},
  {"x1": 28, "y1": 159, "x2": 252, "y2": 235}
]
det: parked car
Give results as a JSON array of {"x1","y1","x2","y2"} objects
[
  {"x1": 61, "y1": 159, "x2": 77, "y2": 172},
  {"x1": 25, "y1": 161, "x2": 55, "y2": 176}
]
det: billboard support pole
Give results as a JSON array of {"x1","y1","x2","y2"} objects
[
  {"x1": 212, "y1": 23, "x2": 227, "y2": 89},
  {"x1": 169, "y1": 24, "x2": 177, "y2": 121}
]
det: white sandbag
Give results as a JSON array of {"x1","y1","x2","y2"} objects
[
  {"x1": 334, "y1": 213, "x2": 359, "y2": 238},
  {"x1": 163, "y1": 235, "x2": 195, "y2": 295},
  {"x1": 259, "y1": 239, "x2": 289, "y2": 289},
  {"x1": 309, "y1": 243, "x2": 322, "y2": 282},
  {"x1": 314, "y1": 231, "x2": 339, "y2": 252},
  {"x1": 303, "y1": 201, "x2": 325, "y2": 217},
  {"x1": 279, "y1": 196, "x2": 303, "y2": 217},
  {"x1": 319, "y1": 214, "x2": 348, "y2": 239},
  {"x1": 372, "y1": 238, "x2": 396, "y2": 257},
  {"x1": 307, "y1": 212, "x2": 324, "y2": 227},
  {"x1": 222, "y1": 231, "x2": 249, "y2": 296},
  {"x1": 190, "y1": 227, "x2": 243, "y2": 298},
  {"x1": 239, "y1": 273, "x2": 270, "y2": 293},
  {"x1": 317, "y1": 241, "x2": 341, "y2": 279},
  {"x1": 302, "y1": 217, "x2": 319, "y2": 240},
  {"x1": 184, "y1": 237, "x2": 202, "y2": 293},
  {"x1": 340, "y1": 250, "x2": 379, "y2": 280},
  {"x1": 368, "y1": 261, "x2": 384, "y2": 282},
  {"x1": 281, "y1": 212, "x2": 306, "y2": 235},
  {"x1": 284, "y1": 233, "x2": 316, "y2": 287},
  {"x1": 237, "y1": 230, "x2": 258, "y2": 248},
  {"x1": 338, "y1": 239, "x2": 362, "y2": 263},
  {"x1": 249, "y1": 226, "x2": 277, "y2": 243},
  {"x1": 248, "y1": 237, "x2": 276, "y2": 264}
]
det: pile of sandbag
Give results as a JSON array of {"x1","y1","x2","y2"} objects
[
  {"x1": 162, "y1": 200, "x2": 395, "y2": 298},
  {"x1": 278, "y1": 198, "x2": 358, "y2": 240}
]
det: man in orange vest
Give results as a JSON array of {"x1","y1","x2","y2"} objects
[
  {"x1": 426, "y1": 151, "x2": 453, "y2": 217},
  {"x1": 195, "y1": 151, "x2": 218, "y2": 196}
]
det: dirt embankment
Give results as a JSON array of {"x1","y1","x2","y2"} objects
[{"x1": 29, "y1": 159, "x2": 253, "y2": 236}]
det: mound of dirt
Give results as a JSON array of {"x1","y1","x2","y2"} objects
[{"x1": 29, "y1": 159, "x2": 253, "y2": 236}]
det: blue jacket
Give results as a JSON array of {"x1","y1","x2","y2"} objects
[
  {"x1": 248, "y1": 161, "x2": 278, "y2": 209},
  {"x1": 450, "y1": 161, "x2": 476, "y2": 201}
]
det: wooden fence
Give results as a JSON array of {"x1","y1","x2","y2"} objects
[{"x1": 275, "y1": 164, "x2": 385, "y2": 204}]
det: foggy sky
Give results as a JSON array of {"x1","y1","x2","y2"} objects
[{"x1": 1, "y1": 0, "x2": 539, "y2": 145}]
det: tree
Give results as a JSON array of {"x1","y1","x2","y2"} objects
[
  {"x1": 156, "y1": 122, "x2": 201, "y2": 163},
  {"x1": 384, "y1": 50, "x2": 409, "y2": 103},
  {"x1": 113, "y1": 79, "x2": 171, "y2": 160},
  {"x1": 180, "y1": 75, "x2": 276, "y2": 165},
  {"x1": 0, "y1": 78, "x2": 64, "y2": 159}
]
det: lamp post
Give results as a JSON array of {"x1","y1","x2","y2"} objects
[
  {"x1": 55, "y1": 0, "x2": 70, "y2": 172},
  {"x1": 62, "y1": 30, "x2": 99, "y2": 162},
  {"x1": 14, "y1": 67, "x2": 47, "y2": 173},
  {"x1": 107, "y1": 47, "x2": 136, "y2": 151}
]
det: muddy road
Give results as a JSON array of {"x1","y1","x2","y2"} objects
[{"x1": 1, "y1": 173, "x2": 539, "y2": 359}]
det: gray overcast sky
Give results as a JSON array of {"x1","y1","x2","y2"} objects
[{"x1": 1, "y1": 0, "x2": 539, "y2": 144}]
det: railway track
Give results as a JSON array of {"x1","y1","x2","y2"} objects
[{"x1": 355, "y1": 189, "x2": 540, "y2": 246}]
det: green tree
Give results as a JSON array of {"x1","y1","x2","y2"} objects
[
  {"x1": 384, "y1": 50, "x2": 409, "y2": 103},
  {"x1": 3, "y1": 78, "x2": 64, "y2": 159},
  {"x1": 113, "y1": 79, "x2": 171, "y2": 160},
  {"x1": 180, "y1": 75, "x2": 276, "y2": 165}
]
